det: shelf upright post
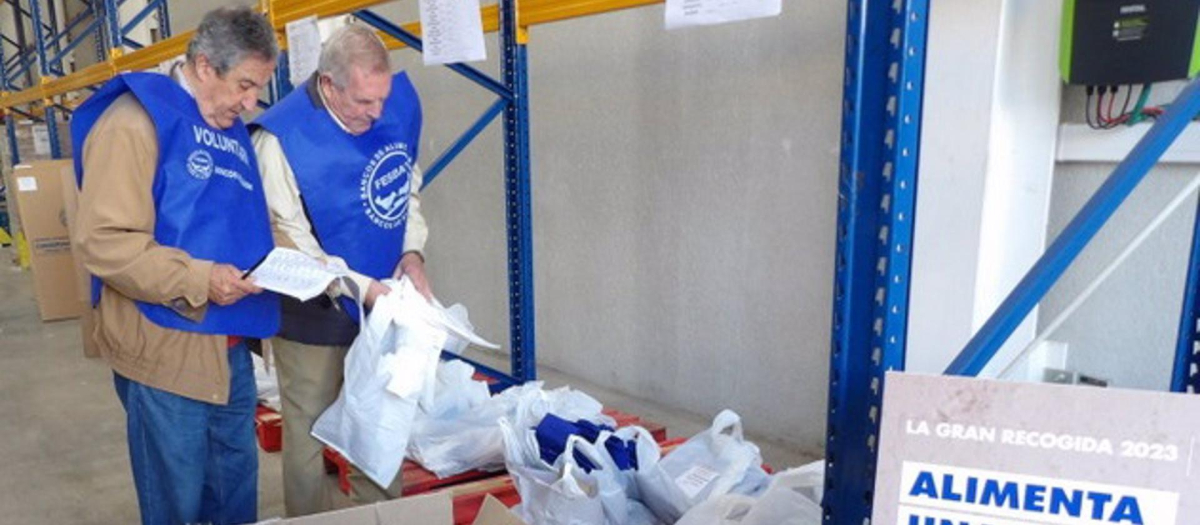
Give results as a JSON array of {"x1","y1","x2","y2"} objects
[
  {"x1": 46, "y1": 0, "x2": 63, "y2": 73},
  {"x1": 823, "y1": 0, "x2": 929, "y2": 521},
  {"x1": 90, "y1": 0, "x2": 105, "y2": 64},
  {"x1": 499, "y1": 0, "x2": 536, "y2": 382},
  {"x1": 29, "y1": 0, "x2": 63, "y2": 159},
  {"x1": 274, "y1": 49, "x2": 292, "y2": 102},
  {"x1": 13, "y1": 2, "x2": 34, "y2": 87},
  {"x1": 101, "y1": 0, "x2": 122, "y2": 55},
  {"x1": 0, "y1": 34, "x2": 19, "y2": 166},
  {"x1": 1172, "y1": 194, "x2": 1200, "y2": 393},
  {"x1": 155, "y1": 0, "x2": 171, "y2": 40}
]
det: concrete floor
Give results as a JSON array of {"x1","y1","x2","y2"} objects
[{"x1": 0, "y1": 254, "x2": 813, "y2": 523}]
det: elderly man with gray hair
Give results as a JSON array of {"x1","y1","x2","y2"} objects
[
  {"x1": 251, "y1": 23, "x2": 431, "y2": 515},
  {"x1": 71, "y1": 6, "x2": 279, "y2": 525}
]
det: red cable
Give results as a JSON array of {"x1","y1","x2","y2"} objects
[{"x1": 1107, "y1": 87, "x2": 1119, "y2": 126}]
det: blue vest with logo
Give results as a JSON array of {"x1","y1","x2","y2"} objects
[
  {"x1": 252, "y1": 72, "x2": 422, "y2": 323},
  {"x1": 71, "y1": 72, "x2": 280, "y2": 338}
]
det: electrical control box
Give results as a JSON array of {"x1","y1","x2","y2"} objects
[{"x1": 1060, "y1": 0, "x2": 1200, "y2": 85}]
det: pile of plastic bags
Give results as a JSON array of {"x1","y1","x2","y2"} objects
[
  {"x1": 407, "y1": 371, "x2": 616, "y2": 479},
  {"x1": 499, "y1": 408, "x2": 822, "y2": 525},
  {"x1": 311, "y1": 277, "x2": 499, "y2": 487},
  {"x1": 307, "y1": 275, "x2": 824, "y2": 523}
]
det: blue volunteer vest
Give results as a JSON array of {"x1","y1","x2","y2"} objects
[
  {"x1": 252, "y1": 72, "x2": 422, "y2": 322},
  {"x1": 71, "y1": 72, "x2": 280, "y2": 338}
]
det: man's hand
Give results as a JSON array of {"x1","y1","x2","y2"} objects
[
  {"x1": 395, "y1": 252, "x2": 432, "y2": 301},
  {"x1": 365, "y1": 280, "x2": 391, "y2": 308},
  {"x1": 208, "y1": 264, "x2": 263, "y2": 306}
]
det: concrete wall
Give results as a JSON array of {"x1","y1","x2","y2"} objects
[
  {"x1": 1041, "y1": 83, "x2": 1197, "y2": 391},
  {"x1": 173, "y1": 3, "x2": 842, "y2": 452}
]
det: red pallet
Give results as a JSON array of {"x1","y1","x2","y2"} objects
[
  {"x1": 255, "y1": 404, "x2": 282, "y2": 453},
  {"x1": 322, "y1": 409, "x2": 670, "y2": 498},
  {"x1": 603, "y1": 409, "x2": 669, "y2": 442}
]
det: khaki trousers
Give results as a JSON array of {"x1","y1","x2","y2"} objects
[{"x1": 272, "y1": 338, "x2": 348, "y2": 517}]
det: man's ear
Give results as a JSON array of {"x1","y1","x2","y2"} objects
[{"x1": 194, "y1": 54, "x2": 215, "y2": 82}]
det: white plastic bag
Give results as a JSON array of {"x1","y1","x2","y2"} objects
[
  {"x1": 441, "y1": 304, "x2": 473, "y2": 355},
  {"x1": 407, "y1": 381, "x2": 614, "y2": 479},
  {"x1": 405, "y1": 361, "x2": 495, "y2": 477},
  {"x1": 378, "y1": 278, "x2": 450, "y2": 409},
  {"x1": 589, "y1": 429, "x2": 664, "y2": 525},
  {"x1": 502, "y1": 420, "x2": 607, "y2": 525},
  {"x1": 312, "y1": 277, "x2": 500, "y2": 487},
  {"x1": 423, "y1": 360, "x2": 492, "y2": 419},
  {"x1": 251, "y1": 352, "x2": 280, "y2": 411},
  {"x1": 311, "y1": 290, "x2": 418, "y2": 488},
  {"x1": 675, "y1": 461, "x2": 825, "y2": 525},
  {"x1": 636, "y1": 410, "x2": 770, "y2": 523}
]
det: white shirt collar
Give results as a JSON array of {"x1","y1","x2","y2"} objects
[
  {"x1": 169, "y1": 59, "x2": 193, "y2": 96},
  {"x1": 315, "y1": 79, "x2": 352, "y2": 133}
]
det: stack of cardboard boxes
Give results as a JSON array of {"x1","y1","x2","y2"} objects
[
  {"x1": 2, "y1": 117, "x2": 73, "y2": 267},
  {"x1": 3, "y1": 158, "x2": 99, "y2": 357}
]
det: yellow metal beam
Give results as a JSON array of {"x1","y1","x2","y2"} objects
[
  {"x1": 377, "y1": 0, "x2": 663, "y2": 51},
  {"x1": 113, "y1": 31, "x2": 193, "y2": 73},
  {"x1": 41, "y1": 62, "x2": 115, "y2": 101},
  {"x1": 0, "y1": 85, "x2": 45, "y2": 108},
  {"x1": 272, "y1": 0, "x2": 387, "y2": 25},
  {"x1": 0, "y1": 0, "x2": 665, "y2": 111}
]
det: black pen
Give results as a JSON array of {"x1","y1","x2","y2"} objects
[{"x1": 241, "y1": 252, "x2": 271, "y2": 279}]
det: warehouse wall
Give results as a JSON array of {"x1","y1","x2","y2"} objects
[
  {"x1": 1039, "y1": 84, "x2": 1198, "y2": 391},
  {"x1": 173, "y1": 3, "x2": 842, "y2": 453}
]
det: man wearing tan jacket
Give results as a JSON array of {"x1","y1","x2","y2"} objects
[
  {"x1": 70, "y1": 7, "x2": 279, "y2": 525},
  {"x1": 251, "y1": 24, "x2": 431, "y2": 516}
]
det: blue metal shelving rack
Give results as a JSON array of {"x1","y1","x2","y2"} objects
[
  {"x1": 824, "y1": 0, "x2": 929, "y2": 521},
  {"x1": 13, "y1": 0, "x2": 1200, "y2": 521},
  {"x1": 1, "y1": 0, "x2": 169, "y2": 161},
  {"x1": 350, "y1": 2, "x2": 536, "y2": 386}
]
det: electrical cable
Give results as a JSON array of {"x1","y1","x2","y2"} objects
[
  {"x1": 1085, "y1": 85, "x2": 1098, "y2": 130},
  {"x1": 1105, "y1": 85, "x2": 1119, "y2": 128},
  {"x1": 1130, "y1": 82, "x2": 1152, "y2": 126},
  {"x1": 1097, "y1": 85, "x2": 1110, "y2": 128},
  {"x1": 1118, "y1": 84, "x2": 1135, "y2": 124}
]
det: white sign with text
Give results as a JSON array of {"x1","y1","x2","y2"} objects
[{"x1": 873, "y1": 373, "x2": 1200, "y2": 525}]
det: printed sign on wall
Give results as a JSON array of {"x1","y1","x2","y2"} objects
[{"x1": 873, "y1": 372, "x2": 1200, "y2": 525}]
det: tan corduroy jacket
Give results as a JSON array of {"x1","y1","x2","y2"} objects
[{"x1": 75, "y1": 91, "x2": 271, "y2": 405}]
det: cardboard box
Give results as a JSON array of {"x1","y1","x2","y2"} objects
[
  {"x1": 472, "y1": 496, "x2": 527, "y2": 525},
  {"x1": 258, "y1": 492, "x2": 452, "y2": 524},
  {"x1": 254, "y1": 493, "x2": 525, "y2": 525},
  {"x1": 58, "y1": 164, "x2": 100, "y2": 357},
  {"x1": 10, "y1": 160, "x2": 83, "y2": 321},
  {"x1": 14, "y1": 119, "x2": 73, "y2": 161}
]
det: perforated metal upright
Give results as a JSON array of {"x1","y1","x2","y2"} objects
[
  {"x1": 824, "y1": 0, "x2": 929, "y2": 521},
  {"x1": 28, "y1": 0, "x2": 63, "y2": 159},
  {"x1": 499, "y1": 0, "x2": 536, "y2": 383},
  {"x1": 1, "y1": 30, "x2": 18, "y2": 166},
  {"x1": 1173, "y1": 205, "x2": 1200, "y2": 393}
]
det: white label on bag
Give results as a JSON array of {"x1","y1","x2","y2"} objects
[
  {"x1": 675, "y1": 465, "x2": 721, "y2": 499},
  {"x1": 16, "y1": 177, "x2": 37, "y2": 192}
]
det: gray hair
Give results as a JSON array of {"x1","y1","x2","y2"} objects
[
  {"x1": 186, "y1": 6, "x2": 278, "y2": 76},
  {"x1": 318, "y1": 24, "x2": 391, "y2": 88}
]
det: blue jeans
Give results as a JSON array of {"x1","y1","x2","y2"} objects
[{"x1": 114, "y1": 342, "x2": 258, "y2": 525}]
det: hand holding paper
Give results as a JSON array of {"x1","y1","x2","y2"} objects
[{"x1": 244, "y1": 247, "x2": 349, "y2": 301}]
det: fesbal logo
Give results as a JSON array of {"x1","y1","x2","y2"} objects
[
  {"x1": 360, "y1": 142, "x2": 412, "y2": 230},
  {"x1": 186, "y1": 149, "x2": 214, "y2": 180}
]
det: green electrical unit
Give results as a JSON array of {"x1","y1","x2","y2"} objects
[{"x1": 1060, "y1": 0, "x2": 1200, "y2": 85}]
